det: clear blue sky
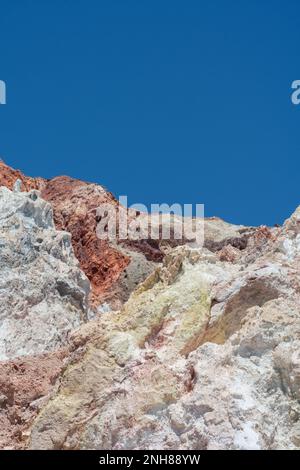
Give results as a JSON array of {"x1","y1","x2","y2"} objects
[{"x1": 0, "y1": 0, "x2": 300, "y2": 226}]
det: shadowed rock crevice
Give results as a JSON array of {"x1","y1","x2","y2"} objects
[{"x1": 204, "y1": 278, "x2": 281, "y2": 345}]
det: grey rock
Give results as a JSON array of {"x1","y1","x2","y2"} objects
[{"x1": 0, "y1": 186, "x2": 90, "y2": 360}]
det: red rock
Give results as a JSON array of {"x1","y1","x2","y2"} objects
[
  {"x1": 0, "y1": 161, "x2": 131, "y2": 307},
  {"x1": 0, "y1": 349, "x2": 67, "y2": 449},
  {"x1": 0, "y1": 160, "x2": 45, "y2": 191},
  {"x1": 0, "y1": 161, "x2": 254, "y2": 308}
]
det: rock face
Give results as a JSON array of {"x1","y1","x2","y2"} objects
[
  {"x1": 0, "y1": 184, "x2": 89, "y2": 361},
  {"x1": 0, "y1": 161, "x2": 254, "y2": 310},
  {"x1": 0, "y1": 161, "x2": 131, "y2": 309},
  {"x1": 0, "y1": 349, "x2": 67, "y2": 449},
  {"x1": 0, "y1": 162, "x2": 299, "y2": 450},
  {"x1": 28, "y1": 233, "x2": 300, "y2": 450}
]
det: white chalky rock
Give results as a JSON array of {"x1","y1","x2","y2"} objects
[{"x1": 0, "y1": 186, "x2": 90, "y2": 360}]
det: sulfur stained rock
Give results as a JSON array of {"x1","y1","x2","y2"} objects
[
  {"x1": 29, "y1": 217, "x2": 300, "y2": 450},
  {"x1": 0, "y1": 161, "x2": 255, "y2": 309},
  {"x1": 1, "y1": 161, "x2": 300, "y2": 450}
]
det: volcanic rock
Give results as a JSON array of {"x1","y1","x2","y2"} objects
[
  {"x1": 0, "y1": 161, "x2": 255, "y2": 310},
  {"x1": 0, "y1": 184, "x2": 89, "y2": 360},
  {"x1": 1, "y1": 162, "x2": 299, "y2": 450},
  {"x1": 28, "y1": 218, "x2": 300, "y2": 449}
]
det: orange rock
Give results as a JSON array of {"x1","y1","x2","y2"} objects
[
  {"x1": 0, "y1": 161, "x2": 130, "y2": 308},
  {"x1": 0, "y1": 349, "x2": 67, "y2": 449}
]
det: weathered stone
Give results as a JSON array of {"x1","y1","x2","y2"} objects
[
  {"x1": 0, "y1": 161, "x2": 254, "y2": 309},
  {"x1": 0, "y1": 162, "x2": 300, "y2": 450},
  {"x1": 0, "y1": 186, "x2": 89, "y2": 360}
]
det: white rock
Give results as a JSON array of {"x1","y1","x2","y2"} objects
[{"x1": 0, "y1": 186, "x2": 90, "y2": 360}]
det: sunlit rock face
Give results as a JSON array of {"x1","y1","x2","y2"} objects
[
  {"x1": 0, "y1": 163, "x2": 300, "y2": 450},
  {"x1": 0, "y1": 161, "x2": 254, "y2": 310},
  {"x1": 0, "y1": 184, "x2": 89, "y2": 361},
  {"x1": 29, "y1": 226, "x2": 300, "y2": 450}
]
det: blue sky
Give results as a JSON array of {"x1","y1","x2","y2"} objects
[{"x1": 0, "y1": 0, "x2": 300, "y2": 226}]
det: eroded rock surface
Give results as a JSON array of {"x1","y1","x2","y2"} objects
[
  {"x1": 0, "y1": 349, "x2": 67, "y2": 449},
  {"x1": 0, "y1": 161, "x2": 255, "y2": 309},
  {"x1": 0, "y1": 162, "x2": 299, "y2": 450},
  {"x1": 0, "y1": 184, "x2": 89, "y2": 360},
  {"x1": 28, "y1": 214, "x2": 300, "y2": 449}
]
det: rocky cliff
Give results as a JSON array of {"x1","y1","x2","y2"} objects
[
  {"x1": 0, "y1": 162, "x2": 299, "y2": 450},
  {"x1": 0, "y1": 161, "x2": 254, "y2": 310},
  {"x1": 0, "y1": 183, "x2": 89, "y2": 361}
]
